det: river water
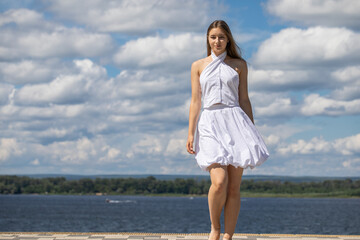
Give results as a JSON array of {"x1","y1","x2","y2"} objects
[{"x1": 0, "y1": 195, "x2": 359, "y2": 235}]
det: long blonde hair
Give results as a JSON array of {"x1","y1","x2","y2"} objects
[{"x1": 206, "y1": 20, "x2": 244, "y2": 60}]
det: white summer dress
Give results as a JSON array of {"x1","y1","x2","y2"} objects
[{"x1": 194, "y1": 50, "x2": 269, "y2": 171}]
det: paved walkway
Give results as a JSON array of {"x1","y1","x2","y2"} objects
[{"x1": 1, "y1": 232, "x2": 359, "y2": 240}]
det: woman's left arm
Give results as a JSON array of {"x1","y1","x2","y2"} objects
[{"x1": 238, "y1": 60, "x2": 254, "y2": 124}]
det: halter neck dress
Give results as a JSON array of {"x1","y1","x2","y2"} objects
[{"x1": 194, "y1": 50, "x2": 269, "y2": 171}]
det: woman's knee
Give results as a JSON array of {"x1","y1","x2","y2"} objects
[
  {"x1": 211, "y1": 179, "x2": 227, "y2": 194},
  {"x1": 227, "y1": 183, "x2": 240, "y2": 198},
  {"x1": 209, "y1": 164, "x2": 228, "y2": 194}
]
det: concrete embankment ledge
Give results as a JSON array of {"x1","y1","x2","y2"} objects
[{"x1": 1, "y1": 232, "x2": 360, "y2": 240}]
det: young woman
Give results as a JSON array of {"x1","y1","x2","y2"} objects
[{"x1": 186, "y1": 20, "x2": 269, "y2": 240}]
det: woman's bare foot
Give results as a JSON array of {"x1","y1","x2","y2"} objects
[{"x1": 208, "y1": 226, "x2": 220, "y2": 240}]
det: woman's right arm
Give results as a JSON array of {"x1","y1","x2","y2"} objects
[{"x1": 186, "y1": 61, "x2": 202, "y2": 154}]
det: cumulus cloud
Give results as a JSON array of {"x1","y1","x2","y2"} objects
[
  {"x1": 253, "y1": 27, "x2": 360, "y2": 69},
  {"x1": 255, "y1": 97, "x2": 298, "y2": 117},
  {"x1": 0, "y1": 84, "x2": 14, "y2": 105},
  {"x1": 0, "y1": 59, "x2": 70, "y2": 84},
  {"x1": 248, "y1": 92, "x2": 300, "y2": 121},
  {"x1": 0, "y1": 28, "x2": 114, "y2": 60},
  {"x1": 301, "y1": 93, "x2": 360, "y2": 116},
  {"x1": 0, "y1": 1, "x2": 359, "y2": 176},
  {"x1": 106, "y1": 70, "x2": 189, "y2": 99},
  {"x1": 34, "y1": 137, "x2": 123, "y2": 165},
  {"x1": 277, "y1": 136, "x2": 332, "y2": 155},
  {"x1": 46, "y1": 0, "x2": 221, "y2": 34},
  {"x1": 14, "y1": 59, "x2": 107, "y2": 106},
  {"x1": 113, "y1": 33, "x2": 204, "y2": 71},
  {"x1": 1, "y1": 104, "x2": 87, "y2": 122},
  {"x1": 342, "y1": 158, "x2": 360, "y2": 171},
  {"x1": 248, "y1": 67, "x2": 333, "y2": 91},
  {"x1": 0, "y1": 8, "x2": 44, "y2": 28},
  {"x1": 332, "y1": 65, "x2": 360, "y2": 82},
  {"x1": 125, "y1": 130, "x2": 198, "y2": 174},
  {"x1": 249, "y1": 26, "x2": 360, "y2": 115},
  {"x1": 30, "y1": 159, "x2": 40, "y2": 166},
  {"x1": 127, "y1": 135, "x2": 163, "y2": 157},
  {"x1": 331, "y1": 65, "x2": 360, "y2": 101},
  {"x1": 277, "y1": 133, "x2": 360, "y2": 156},
  {"x1": 257, "y1": 123, "x2": 306, "y2": 147},
  {"x1": 265, "y1": 0, "x2": 360, "y2": 29},
  {"x1": 0, "y1": 138, "x2": 22, "y2": 162},
  {"x1": 0, "y1": 9, "x2": 114, "y2": 60},
  {"x1": 0, "y1": 58, "x2": 191, "y2": 152},
  {"x1": 334, "y1": 134, "x2": 360, "y2": 155}
]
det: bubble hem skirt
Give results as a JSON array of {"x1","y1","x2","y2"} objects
[{"x1": 194, "y1": 104, "x2": 269, "y2": 171}]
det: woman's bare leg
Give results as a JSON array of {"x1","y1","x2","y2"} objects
[
  {"x1": 223, "y1": 165, "x2": 244, "y2": 240},
  {"x1": 208, "y1": 164, "x2": 228, "y2": 240}
]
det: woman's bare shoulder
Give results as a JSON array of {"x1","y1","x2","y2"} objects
[
  {"x1": 192, "y1": 56, "x2": 210, "y2": 67},
  {"x1": 192, "y1": 56, "x2": 212, "y2": 74},
  {"x1": 226, "y1": 57, "x2": 247, "y2": 74}
]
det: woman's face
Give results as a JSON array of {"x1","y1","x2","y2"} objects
[{"x1": 208, "y1": 27, "x2": 228, "y2": 55}]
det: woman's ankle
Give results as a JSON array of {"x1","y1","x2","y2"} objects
[
  {"x1": 222, "y1": 233, "x2": 232, "y2": 240},
  {"x1": 211, "y1": 224, "x2": 221, "y2": 231}
]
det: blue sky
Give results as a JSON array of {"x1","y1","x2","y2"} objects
[{"x1": 0, "y1": 0, "x2": 359, "y2": 177}]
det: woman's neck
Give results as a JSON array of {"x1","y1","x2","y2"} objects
[{"x1": 211, "y1": 49, "x2": 226, "y2": 57}]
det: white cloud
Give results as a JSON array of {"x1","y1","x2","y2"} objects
[
  {"x1": 127, "y1": 135, "x2": 163, "y2": 157},
  {"x1": 277, "y1": 133, "x2": 360, "y2": 156},
  {"x1": 301, "y1": 93, "x2": 360, "y2": 116},
  {"x1": 0, "y1": 59, "x2": 69, "y2": 84},
  {"x1": 342, "y1": 158, "x2": 360, "y2": 170},
  {"x1": 49, "y1": 137, "x2": 95, "y2": 164},
  {"x1": 250, "y1": 26, "x2": 360, "y2": 120},
  {"x1": 0, "y1": 84, "x2": 14, "y2": 105},
  {"x1": 113, "y1": 33, "x2": 204, "y2": 70},
  {"x1": 99, "y1": 146, "x2": 121, "y2": 163},
  {"x1": 0, "y1": 59, "x2": 190, "y2": 147},
  {"x1": 2, "y1": 104, "x2": 86, "y2": 120},
  {"x1": 0, "y1": 1, "x2": 358, "y2": 177},
  {"x1": 331, "y1": 85, "x2": 360, "y2": 102},
  {"x1": 107, "y1": 70, "x2": 189, "y2": 99},
  {"x1": 253, "y1": 27, "x2": 360, "y2": 69},
  {"x1": 252, "y1": 93, "x2": 298, "y2": 118},
  {"x1": 47, "y1": 0, "x2": 220, "y2": 34},
  {"x1": 257, "y1": 123, "x2": 306, "y2": 147},
  {"x1": 31, "y1": 159, "x2": 40, "y2": 165},
  {"x1": 277, "y1": 136, "x2": 332, "y2": 155},
  {"x1": 0, "y1": 138, "x2": 22, "y2": 162},
  {"x1": 265, "y1": 0, "x2": 360, "y2": 29},
  {"x1": 35, "y1": 137, "x2": 119, "y2": 165},
  {"x1": 332, "y1": 65, "x2": 360, "y2": 82},
  {"x1": 0, "y1": 8, "x2": 44, "y2": 28},
  {"x1": 334, "y1": 134, "x2": 360, "y2": 155},
  {"x1": 248, "y1": 67, "x2": 332, "y2": 91},
  {"x1": 331, "y1": 65, "x2": 360, "y2": 100},
  {"x1": 0, "y1": 10, "x2": 114, "y2": 60},
  {"x1": 14, "y1": 59, "x2": 107, "y2": 106},
  {"x1": 0, "y1": 28, "x2": 114, "y2": 60},
  {"x1": 164, "y1": 128, "x2": 188, "y2": 157}
]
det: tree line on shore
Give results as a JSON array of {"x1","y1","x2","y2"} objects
[{"x1": 0, "y1": 175, "x2": 359, "y2": 197}]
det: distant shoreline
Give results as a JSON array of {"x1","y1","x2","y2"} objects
[
  {"x1": 2, "y1": 192, "x2": 359, "y2": 198},
  {"x1": 7, "y1": 173, "x2": 360, "y2": 182},
  {"x1": 1, "y1": 175, "x2": 359, "y2": 198}
]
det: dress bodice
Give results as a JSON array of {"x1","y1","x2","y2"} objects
[{"x1": 199, "y1": 50, "x2": 240, "y2": 109}]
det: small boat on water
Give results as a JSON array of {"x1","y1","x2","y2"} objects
[
  {"x1": 105, "y1": 198, "x2": 136, "y2": 204},
  {"x1": 105, "y1": 199, "x2": 121, "y2": 203}
]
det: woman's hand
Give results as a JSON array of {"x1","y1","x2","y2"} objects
[{"x1": 186, "y1": 135, "x2": 195, "y2": 154}]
